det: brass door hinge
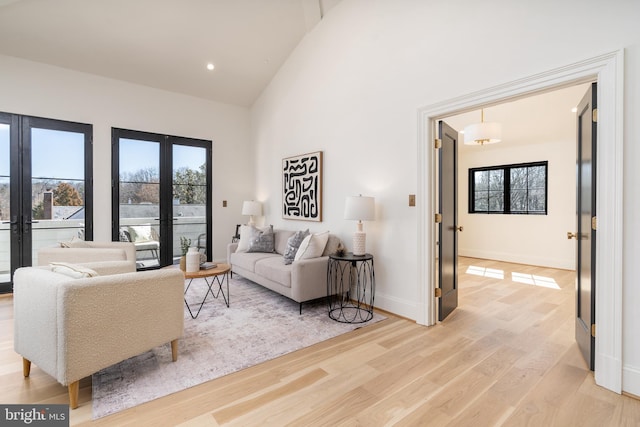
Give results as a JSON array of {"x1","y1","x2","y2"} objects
[
  {"x1": 593, "y1": 108, "x2": 598, "y2": 123},
  {"x1": 435, "y1": 213, "x2": 442, "y2": 223},
  {"x1": 592, "y1": 216, "x2": 597, "y2": 231},
  {"x1": 435, "y1": 288, "x2": 442, "y2": 298},
  {"x1": 591, "y1": 324, "x2": 596, "y2": 338},
  {"x1": 434, "y1": 138, "x2": 442, "y2": 149}
]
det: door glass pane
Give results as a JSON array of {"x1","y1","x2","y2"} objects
[
  {"x1": 172, "y1": 145, "x2": 207, "y2": 262},
  {"x1": 30, "y1": 128, "x2": 85, "y2": 266},
  {"x1": 0, "y1": 123, "x2": 10, "y2": 282},
  {"x1": 119, "y1": 138, "x2": 160, "y2": 268}
]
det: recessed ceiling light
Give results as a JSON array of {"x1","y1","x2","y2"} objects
[
  {"x1": 206, "y1": 63, "x2": 215, "y2": 71},
  {"x1": 571, "y1": 107, "x2": 578, "y2": 113}
]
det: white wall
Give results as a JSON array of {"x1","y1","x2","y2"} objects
[
  {"x1": 250, "y1": 0, "x2": 640, "y2": 394},
  {"x1": 0, "y1": 54, "x2": 253, "y2": 263},
  {"x1": 458, "y1": 138, "x2": 576, "y2": 270}
]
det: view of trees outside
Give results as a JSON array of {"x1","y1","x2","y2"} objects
[
  {"x1": 0, "y1": 127, "x2": 8, "y2": 221},
  {"x1": 173, "y1": 163, "x2": 207, "y2": 204},
  {"x1": 511, "y1": 165, "x2": 546, "y2": 212},
  {"x1": 119, "y1": 164, "x2": 206, "y2": 206},
  {"x1": 0, "y1": 180, "x2": 7, "y2": 221},
  {"x1": 473, "y1": 163, "x2": 546, "y2": 214},
  {"x1": 119, "y1": 167, "x2": 159, "y2": 205},
  {"x1": 32, "y1": 180, "x2": 84, "y2": 220},
  {"x1": 474, "y1": 169, "x2": 504, "y2": 212}
]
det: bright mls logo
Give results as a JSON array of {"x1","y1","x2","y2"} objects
[{"x1": 1, "y1": 405, "x2": 68, "y2": 426}]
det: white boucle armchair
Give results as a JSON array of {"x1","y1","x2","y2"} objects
[
  {"x1": 37, "y1": 241, "x2": 137, "y2": 274},
  {"x1": 13, "y1": 266, "x2": 185, "y2": 409}
]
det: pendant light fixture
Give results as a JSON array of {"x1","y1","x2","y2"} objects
[{"x1": 463, "y1": 108, "x2": 501, "y2": 145}]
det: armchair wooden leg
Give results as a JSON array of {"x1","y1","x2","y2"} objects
[
  {"x1": 68, "y1": 381, "x2": 79, "y2": 409},
  {"x1": 171, "y1": 339, "x2": 179, "y2": 362},
  {"x1": 23, "y1": 358, "x2": 31, "y2": 377}
]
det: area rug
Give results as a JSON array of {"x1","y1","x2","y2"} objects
[{"x1": 91, "y1": 275, "x2": 385, "y2": 419}]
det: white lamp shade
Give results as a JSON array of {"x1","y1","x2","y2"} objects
[
  {"x1": 463, "y1": 121, "x2": 502, "y2": 145},
  {"x1": 344, "y1": 196, "x2": 375, "y2": 221},
  {"x1": 241, "y1": 200, "x2": 262, "y2": 216}
]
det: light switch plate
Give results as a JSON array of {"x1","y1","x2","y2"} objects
[{"x1": 409, "y1": 194, "x2": 416, "y2": 206}]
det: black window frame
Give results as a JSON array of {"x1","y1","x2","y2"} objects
[
  {"x1": 469, "y1": 161, "x2": 548, "y2": 215},
  {"x1": 111, "y1": 128, "x2": 212, "y2": 269}
]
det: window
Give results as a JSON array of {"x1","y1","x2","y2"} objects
[
  {"x1": 469, "y1": 161, "x2": 547, "y2": 214},
  {"x1": 111, "y1": 128, "x2": 212, "y2": 270},
  {"x1": 1, "y1": 113, "x2": 92, "y2": 292}
]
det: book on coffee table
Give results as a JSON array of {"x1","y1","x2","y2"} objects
[{"x1": 200, "y1": 262, "x2": 217, "y2": 270}]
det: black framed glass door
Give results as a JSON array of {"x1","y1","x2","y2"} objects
[
  {"x1": 111, "y1": 128, "x2": 211, "y2": 270},
  {"x1": 0, "y1": 113, "x2": 92, "y2": 293}
]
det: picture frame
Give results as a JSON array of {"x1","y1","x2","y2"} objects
[{"x1": 282, "y1": 151, "x2": 323, "y2": 221}]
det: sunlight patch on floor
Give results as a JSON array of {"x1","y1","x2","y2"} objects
[
  {"x1": 465, "y1": 265, "x2": 504, "y2": 279},
  {"x1": 465, "y1": 265, "x2": 561, "y2": 290},
  {"x1": 512, "y1": 272, "x2": 560, "y2": 289}
]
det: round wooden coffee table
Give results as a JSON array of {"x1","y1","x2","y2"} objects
[{"x1": 182, "y1": 263, "x2": 231, "y2": 319}]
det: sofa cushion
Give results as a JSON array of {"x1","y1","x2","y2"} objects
[
  {"x1": 254, "y1": 257, "x2": 292, "y2": 288},
  {"x1": 274, "y1": 230, "x2": 295, "y2": 255},
  {"x1": 295, "y1": 231, "x2": 330, "y2": 261},
  {"x1": 283, "y1": 229, "x2": 310, "y2": 265},
  {"x1": 230, "y1": 251, "x2": 280, "y2": 273},
  {"x1": 247, "y1": 225, "x2": 275, "y2": 253}
]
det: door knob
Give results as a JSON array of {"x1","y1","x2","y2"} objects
[
  {"x1": 567, "y1": 232, "x2": 578, "y2": 240},
  {"x1": 449, "y1": 226, "x2": 464, "y2": 232}
]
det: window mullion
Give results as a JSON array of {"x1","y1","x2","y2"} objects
[{"x1": 504, "y1": 167, "x2": 510, "y2": 214}]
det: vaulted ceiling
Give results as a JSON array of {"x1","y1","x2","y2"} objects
[
  {"x1": 0, "y1": 0, "x2": 589, "y2": 144},
  {"x1": 0, "y1": 0, "x2": 342, "y2": 107}
]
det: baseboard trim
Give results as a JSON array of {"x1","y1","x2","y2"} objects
[
  {"x1": 374, "y1": 292, "x2": 417, "y2": 321},
  {"x1": 622, "y1": 364, "x2": 640, "y2": 397}
]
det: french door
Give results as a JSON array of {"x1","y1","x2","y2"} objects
[
  {"x1": 574, "y1": 83, "x2": 597, "y2": 370},
  {"x1": 0, "y1": 113, "x2": 92, "y2": 293},
  {"x1": 111, "y1": 128, "x2": 211, "y2": 270},
  {"x1": 437, "y1": 120, "x2": 460, "y2": 321}
]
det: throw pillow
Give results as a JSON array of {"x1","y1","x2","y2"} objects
[
  {"x1": 294, "y1": 231, "x2": 330, "y2": 261},
  {"x1": 236, "y1": 225, "x2": 269, "y2": 253},
  {"x1": 128, "y1": 225, "x2": 154, "y2": 242},
  {"x1": 50, "y1": 262, "x2": 99, "y2": 279},
  {"x1": 283, "y1": 229, "x2": 310, "y2": 265},
  {"x1": 247, "y1": 225, "x2": 275, "y2": 253},
  {"x1": 119, "y1": 228, "x2": 131, "y2": 242}
]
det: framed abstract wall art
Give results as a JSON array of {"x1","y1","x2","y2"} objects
[{"x1": 282, "y1": 151, "x2": 323, "y2": 221}]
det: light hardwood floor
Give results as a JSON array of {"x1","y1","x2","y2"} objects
[{"x1": 2, "y1": 257, "x2": 639, "y2": 426}]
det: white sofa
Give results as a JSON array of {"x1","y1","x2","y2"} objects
[{"x1": 227, "y1": 229, "x2": 341, "y2": 313}]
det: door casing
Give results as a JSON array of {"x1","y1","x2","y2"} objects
[{"x1": 417, "y1": 50, "x2": 624, "y2": 393}]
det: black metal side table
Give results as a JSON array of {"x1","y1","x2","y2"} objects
[{"x1": 327, "y1": 252, "x2": 375, "y2": 323}]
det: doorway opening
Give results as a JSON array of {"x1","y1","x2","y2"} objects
[
  {"x1": 439, "y1": 82, "x2": 594, "y2": 371},
  {"x1": 417, "y1": 50, "x2": 624, "y2": 393}
]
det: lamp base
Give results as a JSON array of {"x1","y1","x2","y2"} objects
[{"x1": 353, "y1": 231, "x2": 366, "y2": 256}]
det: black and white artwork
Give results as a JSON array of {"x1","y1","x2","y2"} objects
[{"x1": 282, "y1": 151, "x2": 323, "y2": 221}]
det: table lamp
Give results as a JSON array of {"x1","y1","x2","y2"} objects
[
  {"x1": 242, "y1": 201, "x2": 262, "y2": 226},
  {"x1": 344, "y1": 195, "x2": 375, "y2": 256}
]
